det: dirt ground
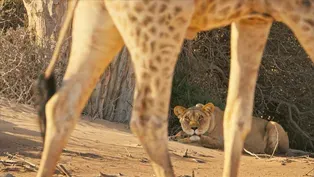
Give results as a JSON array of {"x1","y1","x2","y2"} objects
[{"x1": 0, "y1": 99, "x2": 313, "y2": 177}]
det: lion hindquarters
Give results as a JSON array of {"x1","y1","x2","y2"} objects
[{"x1": 265, "y1": 121, "x2": 289, "y2": 154}]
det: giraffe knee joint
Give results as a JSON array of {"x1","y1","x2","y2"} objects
[
  {"x1": 45, "y1": 95, "x2": 77, "y2": 139},
  {"x1": 130, "y1": 114, "x2": 166, "y2": 139}
]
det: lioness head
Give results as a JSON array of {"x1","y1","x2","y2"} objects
[{"x1": 174, "y1": 103, "x2": 215, "y2": 141}]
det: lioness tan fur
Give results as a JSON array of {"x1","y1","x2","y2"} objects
[{"x1": 170, "y1": 103, "x2": 289, "y2": 154}]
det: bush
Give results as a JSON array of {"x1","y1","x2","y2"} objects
[
  {"x1": 0, "y1": 0, "x2": 27, "y2": 30},
  {"x1": 0, "y1": 28, "x2": 66, "y2": 104}
]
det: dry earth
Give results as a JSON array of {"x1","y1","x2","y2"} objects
[{"x1": 0, "y1": 99, "x2": 313, "y2": 177}]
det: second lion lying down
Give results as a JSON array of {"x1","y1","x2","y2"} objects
[{"x1": 169, "y1": 102, "x2": 289, "y2": 154}]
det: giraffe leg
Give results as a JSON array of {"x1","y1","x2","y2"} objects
[
  {"x1": 36, "y1": 1, "x2": 123, "y2": 176},
  {"x1": 222, "y1": 19, "x2": 272, "y2": 177},
  {"x1": 104, "y1": 1, "x2": 194, "y2": 177}
]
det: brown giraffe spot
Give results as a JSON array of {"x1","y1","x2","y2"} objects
[
  {"x1": 143, "y1": 0, "x2": 150, "y2": 5},
  {"x1": 144, "y1": 33, "x2": 149, "y2": 41},
  {"x1": 290, "y1": 14, "x2": 300, "y2": 24},
  {"x1": 305, "y1": 19, "x2": 314, "y2": 26},
  {"x1": 167, "y1": 14, "x2": 172, "y2": 20},
  {"x1": 150, "y1": 41, "x2": 156, "y2": 53},
  {"x1": 134, "y1": 3, "x2": 144, "y2": 13},
  {"x1": 141, "y1": 100, "x2": 148, "y2": 110},
  {"x1": 161, "y1": 50, "x2": 171, "y2": 55},
  {"x1": 149, "y1": 61, "x2": 158, "y2": 72},
  {"x1": 136, "y1": 27, "x2": 141, "y2": 37},
  {"x1": 173, "y1": 33, "x2": 181, "y2": 42},
  {"x1": 148, "y1": 2, "x2": 157, "y2": 13},
  {"x1": 156, "y1": 56, "x2": 162, "y2": 63},
  {"x1": 158, "y1": 16, "x2": 166, "y2": 24},
  {"x1": 143, "y1": 16, "x2": 153, "y2": 26},
  {"x1": 144, "y1": 86, "x2": 151, "y2": 96},
  {"x1": 159, "y1": 44, "x2": 175, "y2": 50},
  {"x1": 159, "y1": 4, "x2": 167, "y2": 13},
  {"x1": 176, "y1": 16, "x2": 188, "y2": 25},
  {"x1": 142, "y1": 42, "x2": 148, "y2": 53},
  {"x1": 128, "y1": 14, "x2": 137, "y2": 22},
  {"x1": 174, "y1": 6, "x2": 182, "y2": 15},
  {"x1": 149, "y1": 26, "x2": 157, "y2": 34},
  {"x1": 168, "y1": 25, "x2": 174, "y2": 31},
  {"x1": 302, "y1": 25, "x2": 310, "y2": 31},
  {"x1": 142, "y1": 72, "x2": 150, "y2": 79}
]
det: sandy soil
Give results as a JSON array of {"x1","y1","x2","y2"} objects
[{"x1": 0, "y1": 99, "x2": 313, "y2": 177}]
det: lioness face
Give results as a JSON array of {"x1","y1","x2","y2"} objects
[{"x1": 174, "y1": 103, "x2": 215, "y2": 140}]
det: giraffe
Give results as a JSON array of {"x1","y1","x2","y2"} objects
[{"x1": 34, "y1": 0, "x2": 314, "y2": 177}]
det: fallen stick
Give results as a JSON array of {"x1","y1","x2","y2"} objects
[
  {"x1": 243, "y1": 148, "x2": 261, "y2": 159},
  {"x1": 0, "y1": 159, "x2": 37, "y2": 172},
  {"x1": 4, "y1": 152, "x2": 38, "y2": 171},
  {"x1": 57, "y1": 164, "x2": 72, "y2": 177},
  {"x1": 3, "y1": 152, "x2": 70, "y2": 176}
]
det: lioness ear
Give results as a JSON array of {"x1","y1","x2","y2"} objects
[
  {"x1": 195, "y1": 103, "x2": 204, "y2": 108},
  {"x1": 174, "y1": 106, "x2": 186, "y2": 117},
  {"x1": 202, "y1": 103, "x2": 215, "y2": 114}
]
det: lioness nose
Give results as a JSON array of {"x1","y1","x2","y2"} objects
[{"x1": 191, "y1": 127, "x2": 197, "y2": 131}]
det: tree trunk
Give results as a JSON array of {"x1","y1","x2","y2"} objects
[
  {"x1": 85, "y1": 46, "x2": 135, "y2": 123},
  {"x1": 22, "y1": 0, "x2": 68, "y2": 46}
]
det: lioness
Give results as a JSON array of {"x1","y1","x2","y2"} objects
[{"x1": 170, "y1": 103, "x2": 289, "y2": 154}]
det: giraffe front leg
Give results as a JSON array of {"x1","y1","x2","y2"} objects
[
  {"x1": 104, "y1": 1, "x2": 195, "y2": 177},
  {"x1": 222, "y1": 19, "x2": 272, "y2": 177},
  {"x1": 36, "y1": 1, "x2": 123, "y2": 176}
]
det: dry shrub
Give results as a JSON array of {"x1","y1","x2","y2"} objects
[
  {"x1": 0, "y1": 0, "x2": 27, "y2": 30},
  {"x1": 169, "y1": 23, "x2": 314, "y2": 152},
  {"x1": 0, "y1": 27, "x2": 67, "y2": 104}
]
